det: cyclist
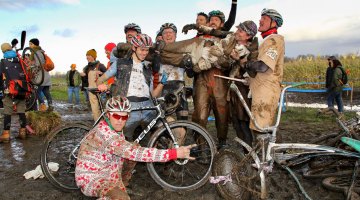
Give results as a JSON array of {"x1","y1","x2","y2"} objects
[
  {"x1": 112, "y1": 23, "x2": 142, "y2": 59},
  {"x1": 0, "y1": 43, "x2": 28, "y2": 142},
  {"x1": 155, "y1": 23, "x2": 192, "y2": 122},
  {"x1": 75, "y1": 96, "x2": 195, "y2": 200},
  {"x1": 97, "y1": 33, "x2": 165, "y2": 141},
  {"x1": 183, "y1": 0, "x2": 238, "y2": 36},
  {"x1": 244, "y1": 8, "x2": 284, "y2": 140}
]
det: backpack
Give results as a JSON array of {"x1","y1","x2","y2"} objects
[
  {"x1": 7, "y1": 79, "x2": 32, "y2": 98},
  {"x1": 42, "y1": 52, "x2": 55, "y2": 71},
  {"x1": 338, "y1": 66, "x2": 348, "y2": 85},
  {"x1": 1, "y1": 59, "x2": 32, "y2": 98}
]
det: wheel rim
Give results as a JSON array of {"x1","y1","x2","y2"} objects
[{"x1": 147, "y1": 121, "x2": 215, "y2": 191}]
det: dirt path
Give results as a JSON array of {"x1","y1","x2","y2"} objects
[{"x1": 0, "y1": 100, "x2": 353, "y2": 200}]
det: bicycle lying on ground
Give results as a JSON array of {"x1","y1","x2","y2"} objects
[
  {"x1": 40, "y1": 85, "x2": 216, "y2": 193},
  {"x1": 212, "y1": 75, "x2": 360, "y2": 200}
]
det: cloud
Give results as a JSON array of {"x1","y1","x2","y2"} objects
[
  {"x1": 10, "y1": 25, "x2": 39, "y2": 36},
  {"x1": 286, "y1": 37, "x2": 360, "y2": 57},
  {"x1": 53, "y1": 28, "x2": 76, "y2": 37},
  {"x1": 0, "y1": 0, "x2": 80, "y2": 11}
]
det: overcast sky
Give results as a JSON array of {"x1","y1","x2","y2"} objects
[{"x1": 0, "y1": 0, "x2": 359, "y2": 73}]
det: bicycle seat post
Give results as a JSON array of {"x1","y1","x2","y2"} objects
[{"x1": 256, "y1": 134, "x2": 271, "y2": 162}]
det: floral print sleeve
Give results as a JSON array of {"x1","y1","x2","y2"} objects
[{"x1": 99, "y1": 121, "x2": 177, "y2": 162}]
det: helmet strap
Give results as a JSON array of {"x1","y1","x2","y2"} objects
[{"x1": 261, "y1": 27, "x2": 277, "y2": 39}]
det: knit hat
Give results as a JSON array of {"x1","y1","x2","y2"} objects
[
  {"x1": 104, "y1": 43, "x2": 116, "y2": 52},
  {"x1": 71, "y1": 64, "x2": 76, "y2": 69},
  {"x1": 86, "y1": 49, "x2": 97, "y2": 59},
  {"x1": 29, "y1": 38, "x2": 40, "y2": 46},
  {"x1": 1, "y1": 43, "x2": 12, "y2": 53}
]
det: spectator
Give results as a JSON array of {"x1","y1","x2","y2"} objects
[
  {"x1": 326, "y1": 56, "x2": 344, "y2": 115},
  {"x1": 0, "y1": 43, "x2": 28, "y2": 142},
  {"x1": 80, "y1": 49, "x2": 107, "y2": 121},
  {"x1": 104, "y1": 43, "x2": 116, "y2": 86},
  {"x1": 29, "y1": 38, "x2": 54, "y2": 111},
  {"x1": 66, "y1": 64, "x2": 81, "y2": 106}
]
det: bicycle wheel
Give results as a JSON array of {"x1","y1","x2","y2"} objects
[
  {"x1": 22, "y1": 47, "x2": 44, "y2": 86},
  {"x1": 25, "y1": 86, "x2": 37, "y2": 111},
  {"x1": 147, "y1": 121, "x2": 216, "y2": 191},
  {"x1": 40, "y1": 123, "x2": 91, "y2": 192},
  {"x1": 212, "y1": 148, "x2": 256, "y2": 200},
  {"x1": 304, "y1": 158, "x2": 356, "y2": 179},
  {"x1": 322, "y1": 176, "x2": 360, "y2": 193}
]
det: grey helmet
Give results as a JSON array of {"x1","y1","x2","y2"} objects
[
  {"x1": 237, "y1": 20, "x2": 258, "y2": 37},
  {"x1": 124, "y1": 23, "x2": 142, "y2": 34},
  {"x1": 261, "y1": 8, "x2": 283, "y2": 27},
  {"x1": 159, "y1": 23, "x2": 177, "y2": 35}
]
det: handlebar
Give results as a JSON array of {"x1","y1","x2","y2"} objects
[{"x1": 86, "y1": 87, "x2": 110, "y2": 95}]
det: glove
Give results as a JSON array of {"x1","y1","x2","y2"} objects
[
  {"x1": 198, "y1": 25, "x2": 213, "y2": 34},
  {"x1": 160, "y1": 73, "x2": 168, "y2": 85},
  {"x1": 244, "y1": 61, "x2": 257, "y2": 78},
  {"x1": 182, "y1": 24, "x2": 198, "y2": 34},
  {"x1": 248, "y1": 37, "x2": 259, "y2": 52}
]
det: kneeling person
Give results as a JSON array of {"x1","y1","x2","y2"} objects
[{"x1": 75, "y1": 96, "x2": 195, "y2": 199}]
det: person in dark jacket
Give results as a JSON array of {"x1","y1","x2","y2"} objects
[
  {"x1": 66, "y1": 64, "x2": 81, "y2": 106},
  {"x1": 80, "y1": 49, "x2": 107, "y2": 121},
  {"x1": 0, "y1": 43, "x2": 28, "y2": 142},
  {"x1": 326, "y1": 56, "x2": 344, "y2": 114},
  {"x1": 29, "y1": 38, "x2": 54, "y2": 111}
]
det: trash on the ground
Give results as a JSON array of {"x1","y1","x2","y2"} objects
[{"x1": 23, "y1": 162, "x2": 59, "y2": 180}]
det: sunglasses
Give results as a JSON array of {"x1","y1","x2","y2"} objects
[{"x1": 109, "y1": 113, "x2": 129, "y2": 121}]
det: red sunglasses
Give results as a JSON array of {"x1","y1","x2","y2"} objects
[{"x1": 109, "y1": 113, "x2": 129, "y2": 121}]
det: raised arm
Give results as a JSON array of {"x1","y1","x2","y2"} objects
[{"x1": 223, "y1": 0, "x2": 237, "y2": 31}]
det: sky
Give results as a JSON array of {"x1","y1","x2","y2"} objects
[{"x1": 1, "y1": 0, "x2": 360, "y2": 74}]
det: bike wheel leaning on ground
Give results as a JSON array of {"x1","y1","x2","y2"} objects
[
  {"x1": 40, "y1": 122, "x2": 91, "y2": 192},
  {"x1": 147, "y1": 120, "x2": 216, "y2": 191}
]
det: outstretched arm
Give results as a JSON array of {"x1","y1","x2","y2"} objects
[
  {"x1": 183, "y1": 24, "x2": 231, "y2": 38},
  {"x1": 223, "y1": 0, "x2": 237, "y2": 31}
]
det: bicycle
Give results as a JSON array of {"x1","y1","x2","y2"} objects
[
  {"x1": 12, "y1": 30, "x2": 45, "y2": 86},
  {"x1": 40, "y1": 85, "x2": 216, "y2": 192},
  {"x1": 212, "y1": 75, "x2": 360, "y2": 200}
]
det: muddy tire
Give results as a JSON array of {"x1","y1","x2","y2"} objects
[
  {"x1": 25, "y1": 86, "x2": 37, "y2": 111},
  {"x1": 304, "y1": 157, "x2": 356, "y2": 179},
  {"x1": 147, "y1": 121, "x2": 216, "y2": 191},
  {"x1": 40, "y1": 122, "x2": 91, "y2": 192},
  {"x1": 212, "y1": 148, "x2": 257, "y2": 200},
  {"x1": 22, "y1": 47, "x2": 44, "y2": 86},
  {"x1": 322, "y1": 176, "x2": 360, "y2": 193}
]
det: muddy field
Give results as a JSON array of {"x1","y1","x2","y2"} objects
[{"x1": 0, "y1": 91, "x2": 359, "y2": 200}]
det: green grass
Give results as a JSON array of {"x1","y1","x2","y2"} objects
[
  {"x1": 50, "y1": 75, "x2": 87, "y2": 103},
  {"x1": 281, "y1": 107, "x2": 356, "y2": 124}
]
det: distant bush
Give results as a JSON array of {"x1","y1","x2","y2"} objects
[{"x1": 284, "y1": 54, "x2": 360, "y2": 88}]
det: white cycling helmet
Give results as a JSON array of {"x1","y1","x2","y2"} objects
[{"x1": 106, "y1": 96, "x2": 131, "y2": 112}]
